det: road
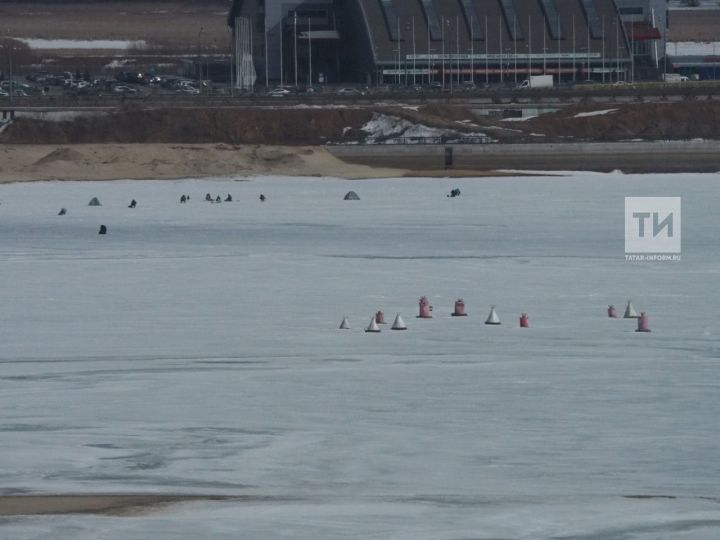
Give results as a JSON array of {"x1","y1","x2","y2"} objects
[
  {"x1": 2, "y1": 82, "x2": 720, "y2": 112},
  {"x1": 329, "y1": 141, "x2": 720, "y2": 174}
]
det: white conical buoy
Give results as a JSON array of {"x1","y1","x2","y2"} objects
[
  {"x1": 365, "y1": 317, "x2": 381, "y2": 333},
  {"x1": 391, "y1": 313, "x2": 407, "y2": 330},
  {"x1": 624, "y1": 300, "x2": 639, "y2": 319},
  {"x1": 339, "y1": 316, "x2": 350, "y2": 329},
  {"x1": 485, "y1": 306, "x2": 501, "y2": 325}
]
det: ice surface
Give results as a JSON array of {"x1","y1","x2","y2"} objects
[{"x1": 0, "y1": 174, "x2": 718, "y2": 539}]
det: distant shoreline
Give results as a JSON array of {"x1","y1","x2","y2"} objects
[{"x1": 1, "y1": 141, "x2": 719, "y2": 184}]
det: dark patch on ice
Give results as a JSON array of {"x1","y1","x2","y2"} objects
[
  {"x1": 623, "y1": 494, "x2": 720, "y2": 503},
  {"x1": 623, "y1": 494, "x2": 677, "y2": 500},
  {"x1": 390, "y1": 495, "x2": 496, "y2": 507},
  {"x1": 180, "y1": 426, "x2": 282, "y2": 437},
  {"x1": 85, "y1": 443, "x2": 122, "y2": 450},
  {"x1": 0, "y1": 423, "x2": 87, "y2": 432},
  {"x1": 325, "y1": 254, "x2": 613, "y2": 261},
  {"x1": 194, "y1": 360, "x2": 269, "y2": 366},
  {"x1": 550, "y1": 518, "x2": 720, "y2": 539},
  {"x1": 102, "y1": 452, "x2": 167, "y2": 471},
  {"x1": 313, "y1": 357, "x2": 363, "y2": 363}
]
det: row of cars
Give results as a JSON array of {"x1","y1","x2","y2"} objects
[
  {"x1": 6, "y1": 70, "x2": 209, "y2": 97},
  {"x1": 267, "y1": 86, "x2": 365, "y2": 97}
]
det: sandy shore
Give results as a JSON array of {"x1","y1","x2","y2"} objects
[{"x1": 0, "y1": 144, "x2": 407, "y2": 183}]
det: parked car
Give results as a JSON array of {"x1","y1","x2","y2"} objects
[
  {"x1": 336, "y1": 87, "x2": 364, "y2": 96},
  {"x1": 267, "y1": 87, "x2": 291, "y2": 97},
  {"x1": 175, "y1": 86, "x2": 200, "y2": 95},
  {"x1": 116, "y1": 72, "x2": 145, "y2": 84},
  {"x1": 112, "y1": 84, "x2": 138, "y2": 95},
  {"x1": 26, "y1": 71, "x2": 50, "y2": 83}
]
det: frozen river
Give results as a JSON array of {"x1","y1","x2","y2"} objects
[{"x1": 0, "y1": 174, "x2": 718, "y2": 539}]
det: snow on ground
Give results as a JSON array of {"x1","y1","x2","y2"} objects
[
  {"x1": 361, "y1": 113, "x2": 489, "y2": 142},
  {"x1": 666, "y1": 41, "x2": 720, "y2": 56},
  {"x1": 500, "y1": 115, "x2": 538, "y2": 122},
  {"x1": 16, "y1": 111, "x2": 108, "y2": 122},
  {"x1": 0, "y1": 175, "x2": 718, "y2": 539},
  {"x1": 573, "y1": 108, "x2": 618, "y2": 118},
  {"x1": 13, "y1": 38, "x2": 147, "y2": 50}
]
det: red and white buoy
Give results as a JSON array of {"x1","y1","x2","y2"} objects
[
  {"x1": 485, "y1": 306, "x2": 501, "y2": 325},
  {"x1": 519, "y1": 313, "x2": 529, "y2": 328},
  {"x1": 417, "y1": 296, "x2": 432, "y2": 318},
  {"x1": 608, "y1": 305, "x2": 617, "y2": 318},
  {"x1": 375, "y1": 310, "x2": 386, "y2": 324},
  {"x1": 451, "y1": 299, "x2": 467, "y2": 317},
  {"x1": 636, "y1": 312, "x2": 651, "y2": 332},
  {"x1": 365, "y1": 317, "x2": 381, "y2": 333}
]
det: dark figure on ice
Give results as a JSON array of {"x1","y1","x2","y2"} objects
[
  {"x1": 205, "y1": 193, "x2": 212, "y2": 202},
  {"x1": 180, "y1": 195, "x2": 187, "y2": 204},
  {"x1": 58, "y1": 208, "x2": 67, "y2": 216},
  {"x1": 98, "y1": 225, "x2": 107, "y2": 235},
  {"x1": 215, "y1": 195, "x2": 222, "y2": 203},
  {"x1": 128, "y1": 199, "x2": 137, "y2": 208},
  {"x1": 259, "y1": 194, "x2": 266, "y2": 202},
  {"x1": 447, "y1": 188, "x2": 461, "y2": 198},
  {"x1": 225, "y1": 194, "x2": 232, "y2": 202}
]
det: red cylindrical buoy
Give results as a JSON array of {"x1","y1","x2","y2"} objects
[
  {"x1": 519, "y1": 313, "x2": 529, "y2": 328},
  {"x1": 452, "y1": 299, "x2": 467, "y2": 316},
  {"x1": 375, "y1": 310, "x2": 386, "y2": 324},
  {"x1": 417, "y1": 296, "x2": 432, "y2": 318},
  {"x1": 636, "y1": 312, "x2": 651, "y2": 332},
  {"x1": 608, "y1": 305, "x2": 617, "y2": 318}
]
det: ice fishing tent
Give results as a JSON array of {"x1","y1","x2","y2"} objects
[
  {"x1": 339, "y1": 316, "x2": 351, "y2": 329},
  {"x1": 365, "y1": 317, "x2": 381, "y2": 333},
  {"x1": 391, "y1": 313, "x2": 407, "y2": 330},
  {"x1": 344, "y1": 191, "x2": 360, "y2": 201},
  {"x1": 485, "y1": 306, "x2": 501, "y2": 325},
  {"x1": 88, "y1": 197, "x2": 102, "y2": 206},
  {"x1": 624, "y1": 300, "x2": 639, "y2": 319}
]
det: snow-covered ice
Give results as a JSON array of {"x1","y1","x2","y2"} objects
[{"x1": 0, "y1": 174, "x2": 718, "y2": 539}]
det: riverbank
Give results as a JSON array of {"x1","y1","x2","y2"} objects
[
  {"x1": 2, "y1": 141, "x2": 718, "y2": 183},
  {"x1": 0, "y1": 144, "x2": 405, "y2": 183}
]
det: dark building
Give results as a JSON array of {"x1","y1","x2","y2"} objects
[{"x1": 228, "y1": 0, "x2": 632, "y2": 86}]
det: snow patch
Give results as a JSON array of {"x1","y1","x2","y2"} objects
[
  {"x1": 105, "y1": 59, "x2": 135, "y2": 69},
  {"x1": 501, "y1": 115, "x2": 538, "y2": 122},
  {"x1": 573, "y1": 109, "x2": 618, "y2": 118},
  {"x1": 360, "y1": 113, "x2": 490, "y2": 143},
  {"x1": 14, "y1": 38, "x2": 147, "y2": 50},
  {"x1": 16, "y1": 111, "x2": 108, "y2": 122}
]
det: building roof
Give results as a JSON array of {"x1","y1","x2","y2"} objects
[
  {"x1": 356, "y1": 0, "x2": 630, "y2": 64},
  {"x1": 667, "y1": 9, "x2": 720, "y2": 41}
]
